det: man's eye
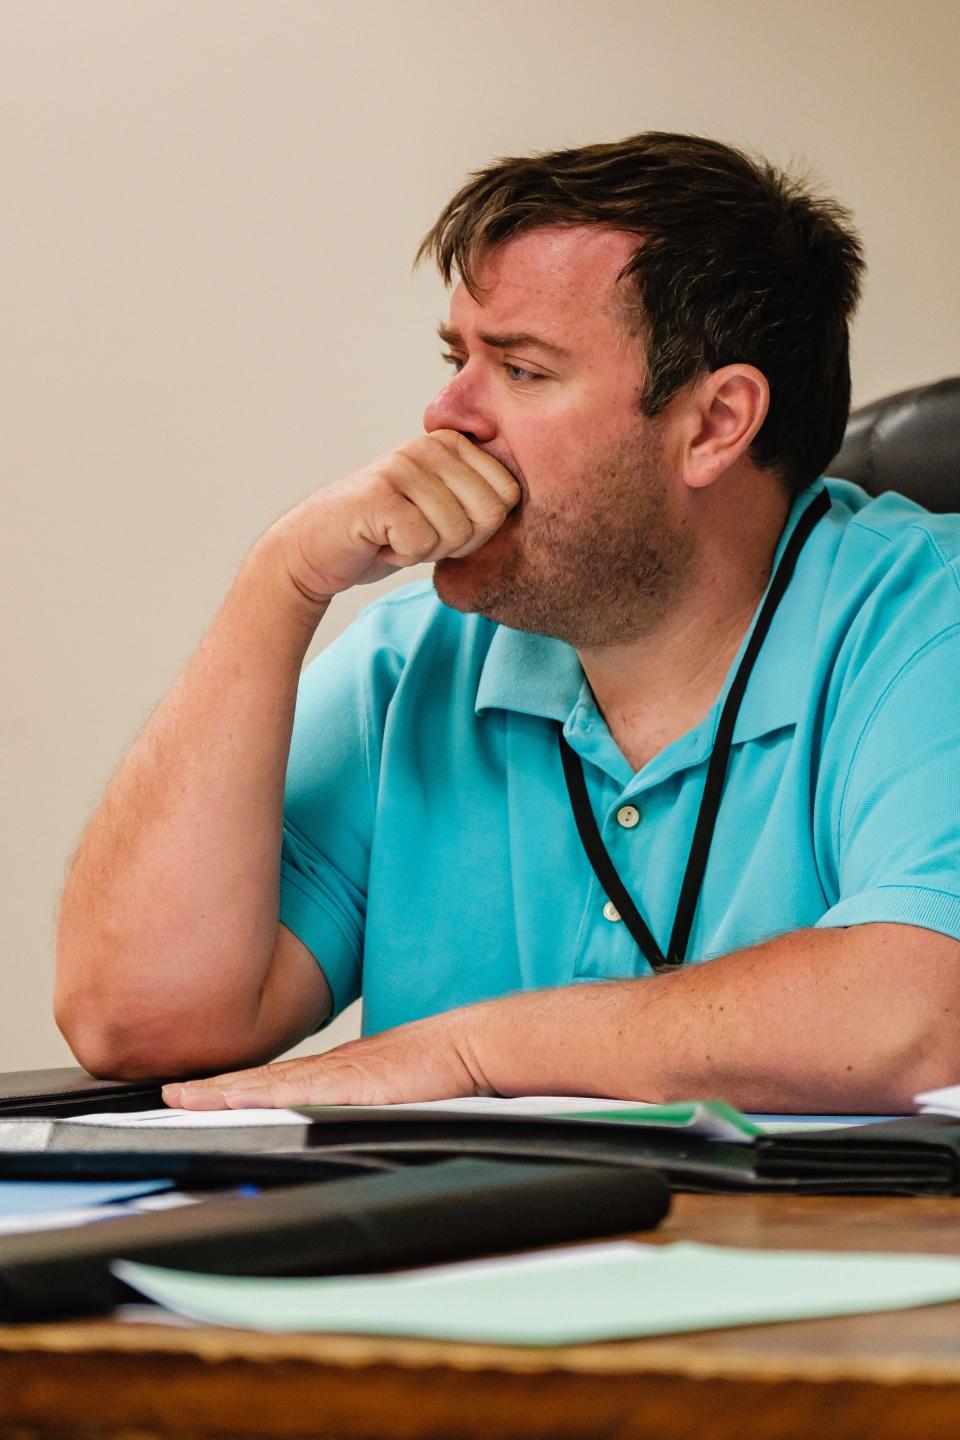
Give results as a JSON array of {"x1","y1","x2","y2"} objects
[
  {"x1": 440, "y1": 353, "x2": 544, "y2": 384},
  {"x1": 503, "y1": 363, "x2": 543, "y2": 383}
]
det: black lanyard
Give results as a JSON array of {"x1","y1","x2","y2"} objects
[{"x1": 559, "y1": 486, "x2": 830, "y2": 973}]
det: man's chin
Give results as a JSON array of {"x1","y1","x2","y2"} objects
[
  {"x1": 432, "y1": 553, "x2": 492, "y2": 615},
  {"x1": 433, "y1": 537, "x2": 524, "y2": 615}
]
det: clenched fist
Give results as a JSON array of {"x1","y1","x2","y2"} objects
[{"x1": 266, "y1": 431, "x2": 522, "y2": 606}]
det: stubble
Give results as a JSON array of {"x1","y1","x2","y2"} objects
[{"x1": 433, "y1": 421, "x2": 694, "y2": 648}]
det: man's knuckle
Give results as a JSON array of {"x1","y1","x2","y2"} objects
[
  {"x1": 329, "y1": 1058, "x2": 378, "y2": 1105},
  {"x1": 477, "y1": 500, "x2": 508, "y2": 530},
  {"x1": 422, "y1": 428, "x2": 459, "y2": 450},
  {"x1": 449, "y1": 515, "x2": 475, "y2": 548},
  {"x1": 383, "y1": 451, "x2": 421, "y2": 485},
  {"x1": 380, "y1": 485, "x2": 413, "y2": 520},
  {"x1": 394, "y1": 519, "x2": 439, "y2": 560},
  {"x1": 397, "y1": 435, "x2": 442, "y2": 466}
]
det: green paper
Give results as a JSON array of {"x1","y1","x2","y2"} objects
[
  {"x1": 298, "y1": 1096, "x2": 760, "y2": 1142},
  {"x1": 561, "y1": 1100, "x2": 761, "y2": 1139},
  {"x1": 114, "y1": 1241, "x2": 960, "y2": 1345}
]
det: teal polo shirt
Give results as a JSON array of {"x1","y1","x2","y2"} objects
[{"x1": 278, "y1": 477, "x2": 960, "y2": 1035}]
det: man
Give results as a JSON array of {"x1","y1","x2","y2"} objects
[{"x1": 55, "y1": 133, "x2": 960, "y2": 1114}]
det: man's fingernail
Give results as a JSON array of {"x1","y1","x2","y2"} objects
[{"x1": 174, "y1": 1083, "x2": 230, "y2": 1109}]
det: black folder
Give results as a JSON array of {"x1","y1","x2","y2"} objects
[
  {"x1": 754, "y1": 1114, "x2": 960, "y2": 1194},
  {"x1": 0, "y1": 1106, "x2": 758, "y2": 1189},
  {"x1": 0, "y1": 1066, "x2": 170, "y2": 1117},
  {"x1": 300, "y1": 1113, "x2": 960, "y2": 1195},
  {"x1": 10, "y1": 1114, "x2": 960, "y2": 1193},
  {"x1": 0, "y1": 1157, "x2": 671, "y2": 1321}
]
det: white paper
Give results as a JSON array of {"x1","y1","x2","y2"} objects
[
  {"x1": 750, "y1": 1114, "x2": 896, "y2": 1133},
  {"x1": 914, "y1": 1083, "x2": 960, "y2": 1116},
  {"x1": 71, "y1": 1106, "x2": 308, "y2": 1128},
  {"x1": 324, "y1": 1095, "x2": 655, "y2": 1117}
]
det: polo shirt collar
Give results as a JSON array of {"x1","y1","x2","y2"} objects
[{"x1": 475, "y1": 481, "x2": 830, "y2": 750}]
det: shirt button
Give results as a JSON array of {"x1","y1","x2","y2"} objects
[
  {"x1": 617, "y1": 805, "x2": 640, "y2": 829},
  {"x1": 603, "y1": 900, "x2": 622, "y2": 922}
]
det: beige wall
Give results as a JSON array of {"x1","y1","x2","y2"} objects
[{"x1": 3, "y1": 0, "x2": 958, "y2": 1072}]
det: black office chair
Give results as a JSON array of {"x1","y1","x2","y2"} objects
[{"x1": 828, "y1": 376, "x2": 960, "y2": 514}]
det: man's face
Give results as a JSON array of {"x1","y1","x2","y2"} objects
[{"x1": 424, "y1": 224, "x2": 694, "y2": 649}]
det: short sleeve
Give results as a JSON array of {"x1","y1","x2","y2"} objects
[
  {"x1": 817, "y1": 624, "x2": 960, "y2": 939},
  {"x1": 279, "y1": 601, "x2": 404, "y2": 1021}
]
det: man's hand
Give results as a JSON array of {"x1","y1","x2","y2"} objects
[
  {"x1": 161, "y1": 1007, "x2": 489, "y2": 1110},
  {"x1": 266, "y1": 429, "x2": 521, "y2": 605}
]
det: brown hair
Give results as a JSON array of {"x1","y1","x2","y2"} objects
[{"x1": 415, "y1": 132, "x2": 865, "y2": 497}]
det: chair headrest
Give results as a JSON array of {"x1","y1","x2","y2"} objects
[{"x1": 827, "y1": 376, "x2": 960, "y2": 513}]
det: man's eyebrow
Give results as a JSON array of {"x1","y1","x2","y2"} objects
[{"x1": 436, "y1": 322, "x2": 573, "y2": 363}]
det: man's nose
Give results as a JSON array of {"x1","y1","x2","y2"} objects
[{"x1": 423, "y1": 374, "x2": 496, "y2": 443}]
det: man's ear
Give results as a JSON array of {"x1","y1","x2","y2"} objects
[{"x1": 680, "y1": 365, "x2": 770, "y2": 491}]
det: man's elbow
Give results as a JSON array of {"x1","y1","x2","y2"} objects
[
  {"x1": 842, "y1": 927, "x2": 960, "y2": 1111},
  {"x1": 882, "y1": 1020, "x2": 960, "y2": 1112},
  {"x1": 54, "y1": 968, "x2": 285, "y2": 1081},
  {"x1": 54, "y1": 922, "x2": 176, "y2": 1078},
  {"x1": 55, "y1": 987, "x2": 173, "y2": 1080},
  {"x1": 54, "y1": 972, "x2": 248, "y2": 1081}
]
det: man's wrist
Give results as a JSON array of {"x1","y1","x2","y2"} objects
[
  {"x1": 243, "y1": 529, "x2": 334, "y2": 637},
  {"x1": 444, "y1": 1001, "x2": 498, "y2": 1095},
  {"x1": 450, "y1": 987, "x2": 582, "y2": 1098},
  {"x1": 453, "y1": 980, "x2": 666, "y2": 1102}
]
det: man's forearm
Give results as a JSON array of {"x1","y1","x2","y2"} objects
[
  {"x1": 465, "y1": 923, "x2": 960, "y2": 1112},
  {"x1": 161, "y1": 921, "x2": 960, "y2": 1113},
  {"x1": 56, "y1": 432, "x2": 523, "y2": 1080},
  {"x1": 55, "y1": 532, "x2": 329, "y2": 1075}
]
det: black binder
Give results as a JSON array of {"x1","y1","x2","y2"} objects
[
  {"x1": 0, "y1": 1066, "x2": 171, "y2": 1117},
  {"x1": 754, "y1": 1114, "x2": 960, "y2": 1193},
  {"x1": 306, "y1": 1112, "x2": 960, "y2": 1195},
  {"x1": 0, "y1": 1157, "x2": 671, "y2": 1321},
  {"x1": 9, "y1": 1114, "x2": 960, "y2": 1193}
]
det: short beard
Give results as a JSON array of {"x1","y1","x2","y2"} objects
[{"x1": 433, "y1": 424, "x2": 694, "y2": 648}]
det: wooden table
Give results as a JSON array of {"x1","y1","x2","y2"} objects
[{"x1": 3, "y1": 1192, "x2": 960, "y2": 1439}]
